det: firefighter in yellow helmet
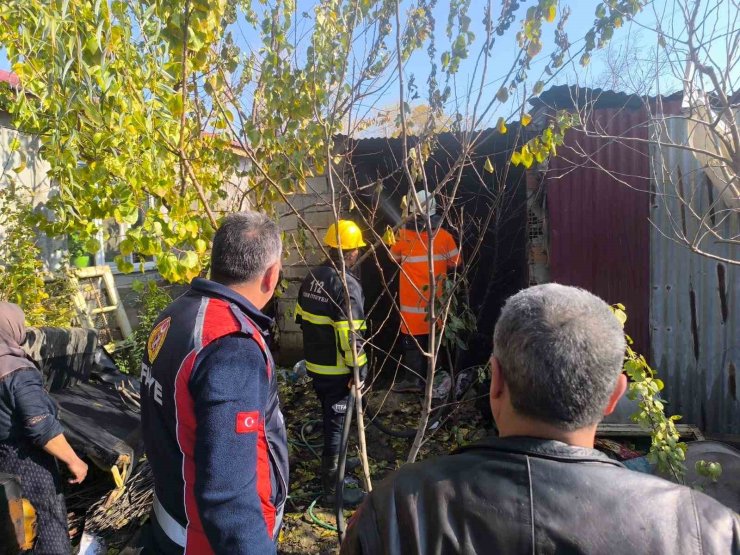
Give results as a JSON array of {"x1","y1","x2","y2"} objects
[{"x1": 295, "y1": 220, "x2": 366, "y2": 507}]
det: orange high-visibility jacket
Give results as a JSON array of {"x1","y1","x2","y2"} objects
[{"x1": 391, "y1": 224, "x2": 461, "y2": 336}]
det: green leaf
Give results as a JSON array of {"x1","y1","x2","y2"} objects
[
  {"x1": 122, "y1": 209, "x2": 139, "y2": 225},
  {"x1": 114, "y1": 255, "x2": 134, "y2": 273},
  {"x1": 11, "y1": 149, "x2": 27, "y2": 173},
  {"x1": 119, "y1": 238, "x2": 134, "y2": 256},
  {"x1": 194, "y1": 238, "x2": 208, "y2": 254},
  {"x1": 168, "y1": 94, "x2": 184, "y2": 117},
  {"x1": 84, "y1": 237, "x2": 100, "y2": 254},
  {"x1": 181, "y1": 251, "x2": 199, "y2": 269},
  {"x1": 185, "y1": 220, "x2": 199, "y2": 237}
]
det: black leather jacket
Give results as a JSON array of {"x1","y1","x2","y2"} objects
[{"x1": 341, "y1": 436, "x2": 740, "y2": 555}]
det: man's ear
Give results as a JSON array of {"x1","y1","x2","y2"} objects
[
  {"x1": 490, "y1": 356, "x2": 506, "y2": 400},
  {"x1": 262, "y1": 261, "x2": 281, "y2": 294},
  {"x1": 603, "y1": 373, "x2": 628, "y2": 416}
]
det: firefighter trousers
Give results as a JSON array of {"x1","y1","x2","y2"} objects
[{"x1": 310, "y1": 373, "x2": 350, "y2": 458}]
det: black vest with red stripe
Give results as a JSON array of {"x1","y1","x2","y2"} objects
[{"x1": 140, "y1": 278, "x2": 288, "y2": 553}]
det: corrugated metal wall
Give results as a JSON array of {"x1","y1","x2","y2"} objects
[
  {"x1": 650, "y1": 116, "x2": 740, "y2": 434},
  {"x1": 547, "y1": 107, "x2": 652, "y2": 353}
]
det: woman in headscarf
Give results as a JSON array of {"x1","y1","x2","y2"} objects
[{"x1": 0, "y1": 302, "x2": 87, "y2": 554}]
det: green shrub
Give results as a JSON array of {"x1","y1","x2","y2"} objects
[
  {"x1": 0, "y1": 196, "x2": 76, "y2": 327},
  {"x1": 113, "y1": 280, "x2": 172, "y2": 376}
]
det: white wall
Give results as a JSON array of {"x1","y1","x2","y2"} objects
[
  {"x1": 0, "y1": 111, "x2": 65, "y2": 269},
  {"x1": 273, "y1": 174, "x2": 339, "y2": 363}
]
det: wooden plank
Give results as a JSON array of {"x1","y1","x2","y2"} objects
[
  {"x1": 90, "y1": 306, "x2": 118, "y2": 315},
  {"x1": 100, "y1": 265, "x2": 132, "y2": 338},
  {"x1": 597, "y1": 423, "x2": 704, "y2": 440}
]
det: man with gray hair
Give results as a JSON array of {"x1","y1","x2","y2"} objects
[
  {"x1": 342, "y1": 284, "x2": 739, "y2": 554},
  {"x1": 141, "y1": 211, "x2": 288, "y2": 554}
]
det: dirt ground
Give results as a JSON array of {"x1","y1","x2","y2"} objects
[
  {"x1": 69, "y1": 371, "x2": 681, "y2": 554},
  {"x1": 276, "y1": 373, "x2": 490, "y2": 554},
  {"x1": 64, "y1": 372, "x2": 491, "y2": 554}
]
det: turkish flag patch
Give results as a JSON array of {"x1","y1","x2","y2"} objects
[{"x1": 236, "y1": 411, "x2": 260, "y2": 434}]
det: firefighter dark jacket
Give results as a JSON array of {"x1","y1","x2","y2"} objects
[
  {"x1": 340, "y1": 435, "x2": 740, "y2": 555},
  {"x1": 295, "y1": 261, "x2": 367, "y2": 376}
]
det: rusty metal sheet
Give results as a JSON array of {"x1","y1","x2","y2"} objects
[
  {"x1": 650, "y1": 116, "x2": 740, "y2": 434},
  {"x1": 547, "y1": 107, "x2": 652, "y2": 353}
]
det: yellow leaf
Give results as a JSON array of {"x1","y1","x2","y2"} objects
[
  {"x1": 610, "y1": 306, "x2": 628, "y2": 327},
  {"x1": 521, "y1": 145, "x2": 534, "y2": 168},
  {"x1": 521, "y1": 113, "x2": 532, "y2": 126},
  {"x1": 111, "y1": 465, "x2": 124, "y2": 489},
  {"x1": 484, "y1": 157, "x2": 494, "y2": 174},
  {"x1": 545, "y1": 4, "x2": 557, "y2": 23},
  {"x1": 511, "y1": 151, "x2": 522, "y2": 166},
  {"x1": 168, "y1": 94, "x2": 184, "y2": 117},
  {"x1": 496, "y1": 117, "x2": 507, "y2": 134},
  {"x1": 195, "y1": 239, "x2": 208, "y2": 254},
  {"x1": 383, "y1": 226, "x2": 396, "y2": 246}
]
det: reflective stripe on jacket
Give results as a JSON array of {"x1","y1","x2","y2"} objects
[
  {"x1": 391, "y1": 223, "x2": 461, "y2": 335},
  {"x1": 141, "y1": 278, "x2": 288, "y2": 554},
  {"x1": 295, "y1": 263, "x2": 367, "y2": 375}
]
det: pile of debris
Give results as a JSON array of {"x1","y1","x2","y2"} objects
[
  {"x1": 20, "y1": 326, "x2": 146, "y2": 550},
  {"x1": 71, "y1": 459, "x2": 154, "y2": 551}
]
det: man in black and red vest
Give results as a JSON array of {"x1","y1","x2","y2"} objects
[{"x1": 141, "y1": 211, "x2": 288, "y2": 554}]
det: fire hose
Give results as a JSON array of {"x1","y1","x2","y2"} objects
[{"x1": 335, "y1": 383, "x2": 357, "y2": 543}]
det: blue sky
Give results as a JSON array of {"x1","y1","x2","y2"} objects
[
  {"x1": 0, "y1": 0, "x2": 687, "y2": 130},
  {"x1": 349, "y1": 0, "x2": 680, "y2": 129}
]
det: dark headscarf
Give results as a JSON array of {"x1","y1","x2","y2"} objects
[{"x1": 0, "y1": 302, "x2": 33, "y2": 380}]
